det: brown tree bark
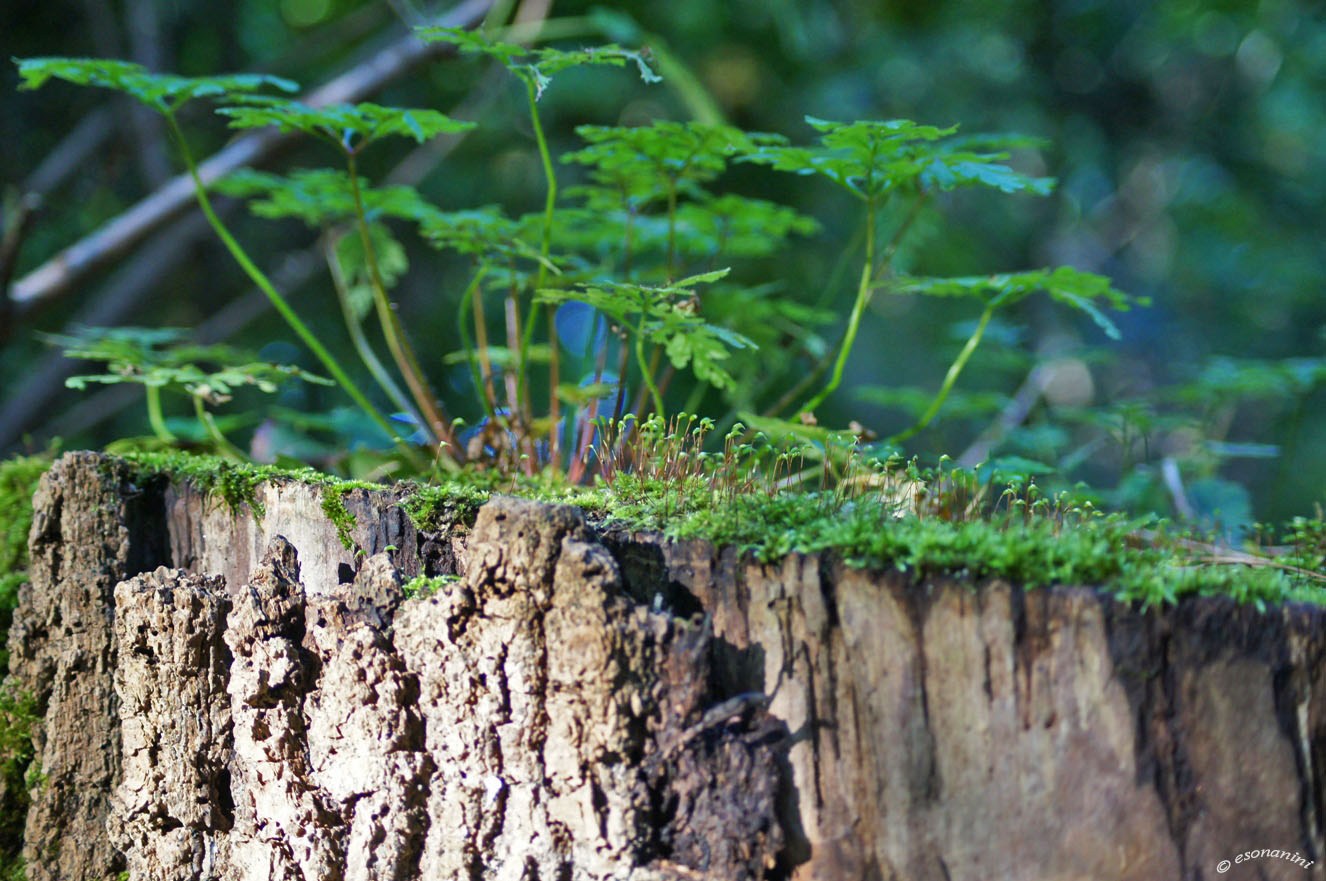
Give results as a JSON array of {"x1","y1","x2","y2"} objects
[{"x1": 6, "y1": 452, "x2": 1325, "y2": 880}]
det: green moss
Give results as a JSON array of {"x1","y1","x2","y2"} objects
[
  {"x1": 117, "y1": 451, "x2": 380, "y2": 551},
  {"x1": 116, "y1": 450, "x2": 317, "y2": 516},
  {"x1": 109, "y1": 449, "x2": 1326, "y2": 611},
  {"x1": 395, "y1": 469, "x2": 608, "y2": 534},
  {"x1": 0, "y1": 685, "x2": 37, "y2": 877},
  {"x1": 320, "y1": 487, "x2": 357, "y2": 551},
  {"x1": 601, "y1": 481, "x2": 1326, "y2": 609},
  {"x1": 402, "y1": 574, "x2": 462, "y2": 599},
  {"x1": 396, "y1": 483, "x2": 492, "y2": 533},
  {"x1": 18, "y1": 765, "x2": 42, "y2": 795},
  {"x1": 0, "y1": 456, "x2": 50, "y2": 630},
  {"x1": 0, "y1": 454, "x2": 53, "y2": 879}
]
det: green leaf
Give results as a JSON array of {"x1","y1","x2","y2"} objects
[
  {"x1": 556, "y1": 381, "x2": 618, "y2": 406},
  {"x1": 889, "y1": 266, "x2": 1138, "y2": 339},
  {"x1": 418, "y1": 206, "x2": 554, "y2": 268},
  {"x1": 527, "y1": 45, "x2": 661, "y2": 97},
  {"x1": 13, "y1": 56, "x2": 296, "y2": 113},
  {"x1": 662, "y1": 325, "x2": 753, "y2": 391},
  {"x1": 672, "y1": 194, "x2": 820, "y2": 258},
  {"x1": 738, "y1": 412, "x2": 858, "y2": 446},
  {"x1": 414, "y1": 26, "x2": 528, "y2": 67},
  {"x1": 537, "y1": 268, "x2": 752, "y2": 389},
  {"x1": 441, "y1": 344, "x2": 552, "y2": 367},
  {"x1": 698, "y1": 282, "x2": 835, "y2": 379},
  {"x1": 563, "y1": 122, "x2": 772, "y2": 205},
  {"x1": 215, "y1": 168, "x2": 438, "y2": 228},
  {"x1": 1164, "y1": 356, "x2": 1326, "y2": 406},
  {"x1": 934, "y1": 159, "x2": 1054, "y2": 195},
  {"x1": 46, "y1": 325, "x2": 331, "y2": 402},
  {"x1": 743, "y1": 117, "x2": 1054, "y2": 201},
  {"x1": 215, "y1": 95, "x2": 473, "y2": 150},
  {"x1": 416, "y1": 26, "x2": 660, "y2": 97},
  {"x1": 336, "y1": 222, "x2": 409, "y2": 299},
  {"x1": 672, "y1": 268, "x2": 733, "y2": 288}
]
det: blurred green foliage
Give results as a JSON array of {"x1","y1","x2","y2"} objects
[{"x1": 3, "y1": 0, "x2": 1324, "y2": 529}]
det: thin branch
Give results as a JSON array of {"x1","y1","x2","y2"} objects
[
  {"x1": 1183, "y1": 556, "x2": 1326, "y2": 584},
  {"x1": 1161, "y1": 456, "x2": 1195, "y2": 520}
]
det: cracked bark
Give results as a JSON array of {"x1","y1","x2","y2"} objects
[{"x1": 6, "y1": 452, "x2": 1326, "y2": 880}]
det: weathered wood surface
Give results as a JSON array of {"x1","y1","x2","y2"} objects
[{"x1": 7, "y1": 451, "x2": 1325, "y2": 880}]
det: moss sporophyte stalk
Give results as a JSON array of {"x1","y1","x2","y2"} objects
[{"x1": 104, "y1": 448, "x2": 1326, "y2": 612}]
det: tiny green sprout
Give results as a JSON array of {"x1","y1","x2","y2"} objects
[{"x1": 402, "y1": 573, "x2": 462, "y2": 599}]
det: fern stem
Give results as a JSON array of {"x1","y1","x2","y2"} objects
[
  {"x1": 889, "y1": 301, "x2": 995, "y2": 445},
  {"x1": 469, "y1": 265, "x2": 500, "y2": 415},
  {"x1": 610, "y1": 327, "x2": 631, "y2": 421},
  {"x1": 665, "y1": 181, "x2": 678, "y2": 281},
  {"x1": 457, "y1": 265, "x2": 496, "y2": 420},
  {"x1": 519, "y1": 79, "x2": 559, "y2": 433},
  {"x1": 144, "y1": 385, "x2": 174, "y2": 442},
  {"x1": 346, "y1": 152, "x2": 458, "y2": 460},
  {"x1": 163, "y1": 112, "x2": 418, "y2": 465},
  {"x1": 192, "y1": 395, "x2": 245, "y2": 462},
  {"x1": 527, "y1": 79, "x2": 557, "y2": 291},
  {"x1": 568, "y1": 314, "x2": 610, "y2": 483},
  {"x1": 323, "y1": 233, "x2": 418, "y2": 425},
  {"x1": 635, "y1": 316, "x2": 664, "y2": 420},
  {"x1": 548, "y1": 302, "x2": 561, "y2": 465},
  {"x1": 799, "y1": 201, "x2": 876, "y2": 415}
]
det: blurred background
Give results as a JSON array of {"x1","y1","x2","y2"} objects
[{"x1": 2, "y1": 0, "x2": 1323, "y2": 530}]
